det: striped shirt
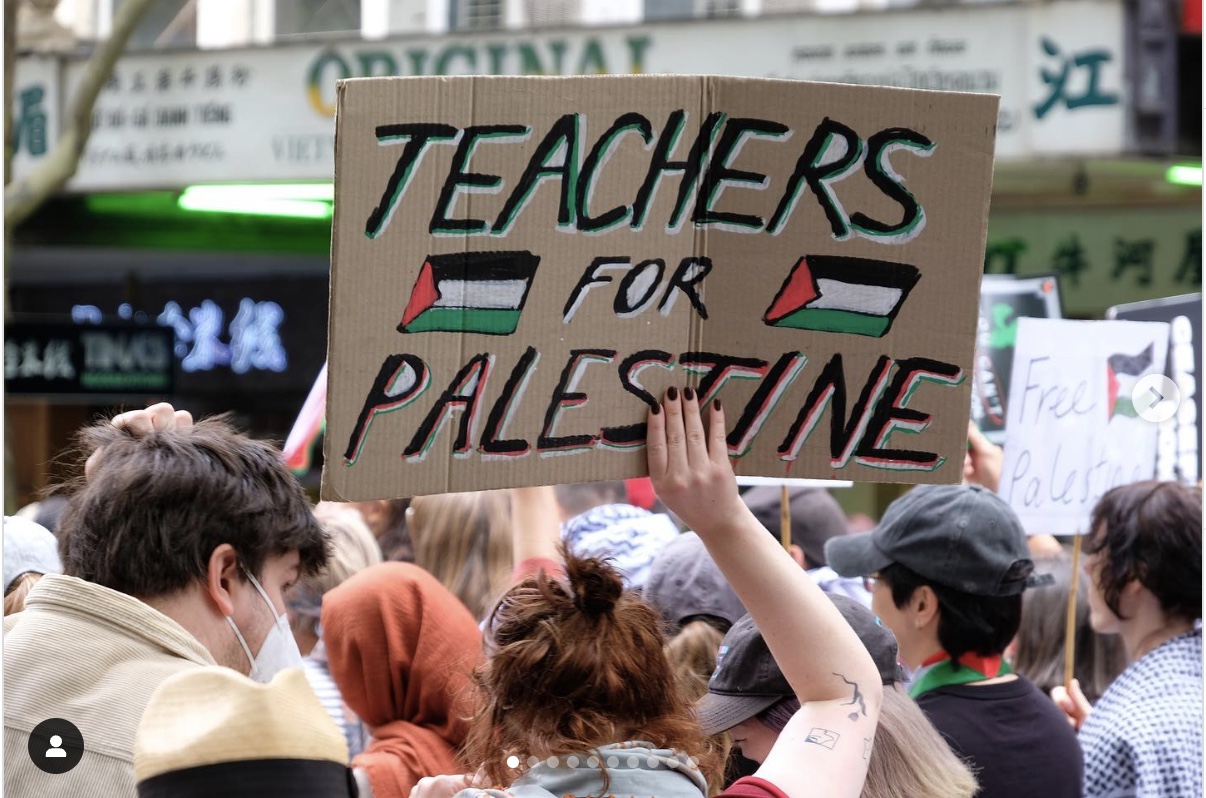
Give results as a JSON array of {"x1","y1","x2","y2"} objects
[{"x1": 302, "y1": 656, "x2": 369, "y2": 759}]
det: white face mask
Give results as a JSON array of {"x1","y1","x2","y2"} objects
[{"x1": 225, "y1": 567, "x2": 304, "y2": 683}]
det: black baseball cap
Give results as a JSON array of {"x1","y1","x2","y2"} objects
[
  {"x1": 824, "y1": 485, "x2": 1034, "y2": 597},
  {"x1": 696, "y1": 594, "x2": 903, "y2": 735}
]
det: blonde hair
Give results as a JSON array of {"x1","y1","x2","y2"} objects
[
  {"x1": 863, "y1": 687, "x2": 978, "y2": 798},
  {"x1": 4, "y1": 572, "x2": 42, "y2": 615},
  {"x1": 666, "y1": 619, "x2": 725, "y2": 702},
  {"x1": 409, "y1": 491, "x2": 512, "y2": 620},
  {"x1": 665, "y1": 620, "x2": 731, "y2": 797},
  {"x1": 292, "y1": 510, "x2": 383, "y2": 637}
]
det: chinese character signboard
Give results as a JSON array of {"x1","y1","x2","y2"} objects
[
  {"x1": 10, "y1": 56, "x2": 58, "y2": 178},
  {"x1": 4, "y1": 324, "x2": 175, "y2": 396},
  {"x1": 322, "y1": 75, "x2": 998, "y2": 500},
  {"x1": 985, "y1": 208, "x2": 1201, "y2": 315},
  {"x1": 9, "y1": 0, "x2": 1124, "y2": 191},
  {"x1": 9, "y1": 276, "x2": 328, "y2": 397}
]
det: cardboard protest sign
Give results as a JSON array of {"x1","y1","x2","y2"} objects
[
  {"x1": 1108, "y1": 294, "x2": 1202, "y2": 485},
  {"x1": 323, "y1": 75, "x2": 998, "y2": 500},
  {"x1": 1000, "y1": 318, "x2": 1169, "y2": 536},
  {"x1": 970, "y1": 275, "x2": 1062, "y2": 444}
]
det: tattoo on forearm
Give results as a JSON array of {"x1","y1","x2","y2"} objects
[
  {"x1": 863, "y1": 737, "x2": 872, "y2": 761},
  {"x1": 834, "y1": 672, "x2": 867, "y2": 720},
  {"x1": 805, "y1": 727, "x2": 840, "y2": 750}
]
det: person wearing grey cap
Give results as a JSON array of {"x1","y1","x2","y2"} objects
[
  {"x1": 697, "y1": 597, "x2": 977, "y2": 798},
  {"x1": 742, "y1": 487, "x2": 872, "y2": 607},
  {"x1": 3, "y1": 516, "x2": 62, "y2": 615},
  {"x1": 645, "y1": 532, "x2": 749, "y2": 710},
  {"x1": 825, "y1": 484, "x2": 1083, "y2": 798},
  {"x1": 645, "y1": 531, "x2": 748, "y2": 635}
]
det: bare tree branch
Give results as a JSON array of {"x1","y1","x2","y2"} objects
[
  {"x1": 4, "y1": 0, "x2": 19, "y2": 189},
  {"x1": 4, "y1": 0, "x2": 159, "y2": 234}
]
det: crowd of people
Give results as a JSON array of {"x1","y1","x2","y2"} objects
[{"x1": 3, "y1": 395, "x2": 1201, "y2": 798}]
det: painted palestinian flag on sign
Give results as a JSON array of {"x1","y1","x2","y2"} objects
[
  {"x1": 399, "y1": 251, "x2": 540, "y2": 336},
  {"x1": 762, "y1": 255, "x2": 922, "y2": 338},
  {"x1": 1106, "y1": 343, "x2": 1155, "y2": 419}
]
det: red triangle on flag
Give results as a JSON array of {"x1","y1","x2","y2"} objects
[
  {"x1": 764, "y1": 257, "x2": 820, "y2": 323},
  {"x1": 1106, "y1": 364, "x2": 1119, "y2": 418},
  {"x1": 400, "y1": 260, "x2": 440, "y2": 329}
]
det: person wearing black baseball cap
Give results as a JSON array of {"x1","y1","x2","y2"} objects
[
  {"x1": 697, "y1": 598, "x2": 977, "y2": 798},
  {"x1": 825, "y1": 484, "x2": 1083, "y2": 798}
]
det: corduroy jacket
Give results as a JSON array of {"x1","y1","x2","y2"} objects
[{"x1": 4, "y1": 574, "x2": 216, "y2": 797}]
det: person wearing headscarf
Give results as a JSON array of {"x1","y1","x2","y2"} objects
[
  {"x1": 3, "y1": 516, "x2": 62, "y2": 615},
  {"x1": 322, "y1": 562, "x2": 483, "y2": 798}
]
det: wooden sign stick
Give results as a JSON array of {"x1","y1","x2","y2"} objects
[
  {"x1": 780, "y1": 485, "x2": 791, "y2": 553},
  {"x1": 1063, "y1": 534, "x2": 1083, "y2": 690}
]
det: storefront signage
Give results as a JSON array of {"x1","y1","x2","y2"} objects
[
  {"x1": 4, "y1": 323, "x2": 175, "y2": 396},
  {"x1": 10, "y1": 0, "x2": 1127, "y2": 192}
]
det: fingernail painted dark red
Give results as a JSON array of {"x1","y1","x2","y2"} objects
[
  {"x1": 667, "y1": 387, "x2": 678, "y2": 401},
  {"x1": 683, "y1": 387, "x2": 696, "y2": 401}
]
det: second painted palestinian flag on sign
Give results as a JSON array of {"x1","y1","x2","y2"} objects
[
  {"x1": 762, "y1": 255, "x2": 921, "y2": 338},
  {"x1": 1106, "y1": 343, "x2": 1155, "y2": 419},
  {"x1": 399, "y1": 251, "x2": 540, "y2": 336}
]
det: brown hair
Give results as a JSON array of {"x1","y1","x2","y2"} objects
[
  {"x1": 4, "y1": 572, "x2": 42, "y2": 615},
  {"x1": 1087, "y1": 480, "x2": 1201, "y2": 622},
  {"x1": 465, "y1": 548, "x2": 721, "y2": 791},
  {"x1": 409, "y1": 491, "x2": 513, "y2": 620},
  {"x1": 862, "y1": 687, "x2": 978, "y2": 798},
  {"x1": 58, "y1": 415, "x2": 328, "y2": 597},
  {"x1": 1012, "y1": 552, "x2": 1127, "y2": 703}
]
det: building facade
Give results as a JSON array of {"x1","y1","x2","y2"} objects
[{"x1": 7, "y1": 0, "x2": 1200, "y2": 507}]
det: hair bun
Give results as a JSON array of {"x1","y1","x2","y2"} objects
[{"x1": 566, "y1": 554, "x2": 623, "y2": 617}]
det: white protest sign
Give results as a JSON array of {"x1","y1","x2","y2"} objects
[{"x1": 1000, "y1": 318, "x2": 1169, "y2": 535}]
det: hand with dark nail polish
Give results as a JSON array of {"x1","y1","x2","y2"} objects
[
  {"x1": 666, "y1": 386, "x2": 678, "y2": 401},
  {"x1": 683, "y1": 387, "x2": 696, "y2": 401}
]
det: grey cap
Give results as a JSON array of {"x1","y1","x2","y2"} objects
[
  {"x1": 644, "y1": 532, "x2": 747, "y2": 633},
  {"x1": 824, "y1": 485, "x2": 1034, "y2": 597},
  {"x1": 742, "y1": 487, "x2": 848, "y2": 568},
  {"x1": 696, "y1": 594, "x2": 903, "y2": 735},
  {"x1": 4, "y1": 516, "x2": 62, "y2": 592}
]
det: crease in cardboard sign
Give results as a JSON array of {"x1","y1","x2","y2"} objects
[{"x1": 323, "y1": 75, "x2": 998, "y2": 499}]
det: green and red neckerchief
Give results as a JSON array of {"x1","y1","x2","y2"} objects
[{"x1": 907, "y1": 650, "x2": 1014, "y2": 699}]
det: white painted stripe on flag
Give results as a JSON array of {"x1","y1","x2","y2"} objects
[
  {"x1": 434, "y1": 279, "x2": 529, "y2": 310},
  {"x1": 808, "y1": 279, "x2": 903, "y2": 316}
]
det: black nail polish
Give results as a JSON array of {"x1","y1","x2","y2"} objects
[
  {"x1": 650, "y1": 403, "x2": 661, "y2": 415},
  {"x1": 713, "y1": 398, "x2": 722, "y2": 411},
  {"x1": 666, "y1": 386, "x2": 678, "y2": 401},
  {"x1": 683, "y1": 387, "x2": 696, "y2": 401}
]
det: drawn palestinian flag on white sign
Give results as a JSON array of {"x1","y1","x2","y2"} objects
[
  {"x1": 763, "y1": 255, "x2": 921, "y2": 338},
  {"x1": 399, "y1": 251, "x2": 540, "y2": 336},
  {"x1": 1106, "y1": 343, "x2": 1155, "y2": 419}
]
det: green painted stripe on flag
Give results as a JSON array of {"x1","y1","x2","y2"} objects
[
  {"x1": 769, "y1": 308, "x2": 892, "y2": 338},
  {"x1": 1113, "y1": 396, "x2": 1139, "y2": 418},
  {"x1": 404, "y1": 308, "x2": 523, "y2": 335}
]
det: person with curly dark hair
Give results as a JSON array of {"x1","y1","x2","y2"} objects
[{"x1": 1052, "y1": 480, "x2": 1202, "y2": 798}]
